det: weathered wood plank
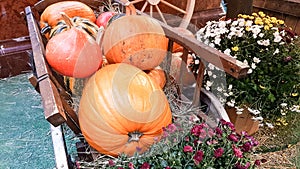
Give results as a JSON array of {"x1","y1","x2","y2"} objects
[
  {"x1": 0, "y1": 36, "x2": 32, "y2": 78},
  {"x1": 253, "y1": 0, "x2": 300, "y2": 17},
  {"x1": 160, "y1": 21, "x2": 249, "y2": 79},
  {"x1": 25, "y1": 6, "x2": 66, "y2": 126}
]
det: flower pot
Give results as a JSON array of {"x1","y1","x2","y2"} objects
[{"x1": 225, "y1": 106, "x2": 259, "y2": 135}]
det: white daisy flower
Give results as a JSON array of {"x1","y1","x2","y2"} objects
[{"x1": 253, "y1": 57, "x2": 261, "y2": 63}]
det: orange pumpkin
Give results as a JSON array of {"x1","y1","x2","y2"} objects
[
  {"x1": 45, "y1": 13, "x2": 102, "y2": 78},
  {"x1": 145, "y1": 67, "x2": 166, "y2": 89},
  {"x1": 78, "y1": 63, "x2": 172, "y2": 157},
  {"x1": 40, "y1": 1, "x2": 96, "y2": 35},
  {"x1": 102, "y1": 15, "x2": 168, "y2": 70}
]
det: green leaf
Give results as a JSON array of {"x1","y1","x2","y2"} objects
[{"x1": 268, "y1": 93, "x2": 276, "y2": 102}]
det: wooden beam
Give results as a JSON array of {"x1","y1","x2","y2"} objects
[
  {"x1": 159, "y1": 21, "x2": 249, "y2": 79},
  {"x1": 25, "y1": 6, "x2": 66, "y2": 126}
]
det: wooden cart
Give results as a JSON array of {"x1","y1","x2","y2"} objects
[{"x1": 24, "y1": 0, "x2": 249, "y2": 168}]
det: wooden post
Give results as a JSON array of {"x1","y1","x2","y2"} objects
[{"x1": 226, "y1": 0, "x2": 253, "y2": 19}]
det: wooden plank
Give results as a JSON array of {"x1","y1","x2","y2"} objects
[
  {"x1": 25, "y1": 6, "x2": 66, "y2": 126},
  {"x1": 285, "y1": 15, "x2": 298, "y2": 31},
  {"x1": 159, "y1": 21, "x2": 249, "y2": 79},
  {"x1": 29, "y1": 75, "x2": 81, "y2": 134},
  {"x1": 294, "y1": 19, "x2": 300, "y2": 35},
  {"x1": 253, "y1": 0, "x2": 300, "y2": 17}
]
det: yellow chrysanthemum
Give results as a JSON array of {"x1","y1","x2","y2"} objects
[
  {"x1": 232, "y1": 46, "x2": 239, "y2": 52},
  {"x1": 278, "y1": 20, "x2": 285, "y2": 25},
  {"x1": 254, "y1": 19, "x2": 261, "y2": 25},
  {"x1": 252, "y1": 12, "x2": 258, "y2": 17},
  {"x1": 264, "y1": 19, "x2": 270, "y2": 24},
  {"x1": 270, "y1": 17, "x2": 277, "y2": 21},
  {"x1": 291, "y1": 93, "x2": 298, "y2": 97},
  {"x1": 264, "y1": 25, "x2": 270, "y2": 30},
  {"x1": 249, "y1": 16, "x2": 254, "y2": 20},
  {"x1": 245, "y1": 26, "x2": 251, "y2": 31},
  {"x1": 258, "y1": 11, "x2": 266, "y2": 17},
  {"x1": 268, "y1": 24, "x2": 273, "y2": 28}
]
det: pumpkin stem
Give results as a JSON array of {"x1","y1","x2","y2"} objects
[
  {"x1": 128, "y1": 131, "x2": 143, "y2": 143},
  {"x1": 60, "y1": 12, "x2": 75, "y2": 27}
]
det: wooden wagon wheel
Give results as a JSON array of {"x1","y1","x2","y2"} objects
[{"x1": 120, "y1": 0, "x2": 195, "y2": 28}]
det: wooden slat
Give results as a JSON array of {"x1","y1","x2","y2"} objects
[
  {"x1": 253, "y1": 0, "x2": 300, "y2": 17},
  {"x1": 25, "y1": 6, "x2": 66, "y2": 126},
  {"x1": 159, "y1": 21, "x2": 249, "y2": 79}
]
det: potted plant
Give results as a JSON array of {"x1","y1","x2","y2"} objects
[
  {"x1": 79, "y1": 117, "x2": 260, "y2": 168},
  {"x1": 194, "y1": 11, "x2": 300, "y2": 134}
]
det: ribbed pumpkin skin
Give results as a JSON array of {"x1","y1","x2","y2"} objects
[
  {"x1": 102, "y1": 15, "x2": 168, "y2": 70},
  {"x1": 40, "y1": 1, "x2": 96, "y2": 29},
  {"x1": 78, "y1": 63, "x2": 172, "y2": 157},
  {"x1": 45, "y1": 28, "x2": 103, "y2": 78},
  {"x1": 146, "y1": 67, "x2": 166, "y2": 89}
]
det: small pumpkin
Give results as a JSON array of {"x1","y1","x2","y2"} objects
[
  {"x1": 102, "y1": 15, "x2": 168, "y2": 70},
  {"x1": 40, "y1": 1, "x2": 96, "y2": 37},
  {"x1": 45, "y1": 13, "x2": 102, "y2": 78},
  {"x1": 49, "y1": 15, "x2": 99, "y2": 39},
  {"x1": 78, "y1": 63, "x2": 172, "y2": 157},
  {"x1": 145, "y1": 67, "x2": 166, "y2": 89}
]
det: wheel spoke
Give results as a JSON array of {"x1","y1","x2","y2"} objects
[
  {"x1": 155, "y1": 5, "x2": 167, "y2": 24},
  {"x1": 140, "y1": 1, "x2": 148, "y2": 13},
  {"x1": 160, "y1": 0, "x2": 187, "y2": 14},
  {"x1": 149, "y1": 5, "x2": 153, "y2": 17},
  {"x1": 130, "y1": 0, "x2": 145, "y2": 4}
]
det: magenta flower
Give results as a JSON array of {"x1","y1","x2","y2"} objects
[
  {"x1": 208, "y1": 128, "x2": 215, "y2": 137},
  {"x1": 167, "y1": 123, "x2": 177, "y2": 133},
  {"x1": 191, "y1": 124, "x2": 203, "y2": 136},
  {"x1": 226, "y1": 121, "x2": 235, "y2": 131},
  {"x1": 108, "y1": 160, "x2": 115, "y2": 166},
  {"x1": 140, "y1": 162, "x2": 150, "y2": 169},
  {"x1": 128, "y1": 162, "x2": 134, "y2": 169},
  {"x1": 235, "y1": 162, "x2": 250, "y2": 169},
  {"x1": 214, "y1": 148, "x2": 224, "y2": 158},
  {"x1": 215, "y1": 127, "x2": 223, "y2": 135},
  {"x1": 165, "y1": 167, "x2": 171, "y2": 169},
  {"x1": 232, "y1": 145, "x2": 243, "y2": 158},
  {"x1": 254, "y1": 159, "x2": 261, "y2": 166},
  {"x1": 206, "y1": 139, "x2": 218, "y2": 145},
  {"x1": 183, "y1": 145, "x2": 193, "y2": 153},
  {"x1": 199, "y1": 129, "x2": 207, "y2": 139},
  {"x1": 241, "y1": 142, "x2": 252, "y2": 152},
  {"x1": 193, "y1": 150, "x2": 204, "y2": 165},
  {"x1": 228, "y1": 134, "x2": 239, "y2": 142},
  {"x1": 220, "y1": 119, "x2": 227, "y2": 125}
]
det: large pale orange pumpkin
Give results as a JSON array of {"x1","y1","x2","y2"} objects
[
  {"x1": 78, "y1": 63, "x2": 172, "y2": 157},
  {"x1": 102, "y1": 15, "x2": 168, "y2": 70},
  {"x1": 45, "y1": 17, "x2": 103, "y2": 78}
]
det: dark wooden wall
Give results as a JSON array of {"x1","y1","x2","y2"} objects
[
  {"x1": 0, "y1": 0, "x2": 39, "y2": 40},
  {"x1": 253, "y1": 0, "x2": 300, "y2": 35}
]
